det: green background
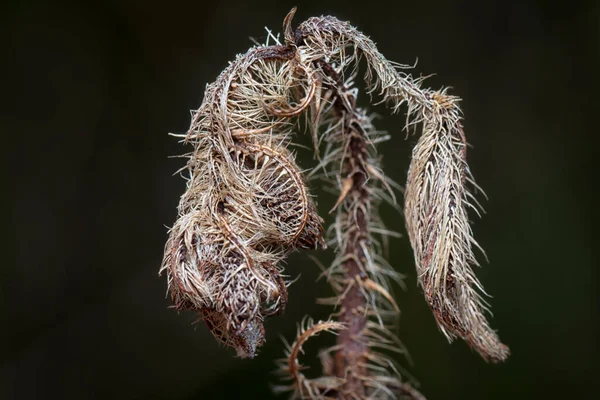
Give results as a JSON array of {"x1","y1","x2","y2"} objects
[{"x1": 4, "y1": 0, "x2": 597, "y2": 398}]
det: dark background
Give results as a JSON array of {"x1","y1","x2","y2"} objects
[{"x1": 3, "y1": 0, "x2": 597, "y2": 399}]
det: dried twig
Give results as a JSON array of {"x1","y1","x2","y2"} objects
[{"x1": 160, "y1": 7, "x2": 509, "y2": 398}]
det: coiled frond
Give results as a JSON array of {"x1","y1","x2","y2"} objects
[{"x1": 274, "y1": 319, "x2": 346, "y2": 399}]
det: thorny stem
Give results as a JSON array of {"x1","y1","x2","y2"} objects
[
  {"x1": 335, "y1": 127, "x2": 370, "y2": 394},
  {"x1": 322, "y1": 63, "x2": 371, "y2": 396}
]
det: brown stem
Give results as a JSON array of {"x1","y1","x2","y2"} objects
[
  {"x1": 334, "y1": 129, "x2": 370, "y2": 397},
  {"x1": 318, "y1": 59, "x2": 371, "y2": 398}
]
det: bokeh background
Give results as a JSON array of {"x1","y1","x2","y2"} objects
[{"x1": 4, "y1": 0, "x2": 597, "y2": 399}]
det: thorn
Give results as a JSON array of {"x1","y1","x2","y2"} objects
[
  {"x1": 329, "y1": 177, "x2": 353, "y2": 214},
  {"x1": 283, "y1": 7, "x2": 297, "y2": 46}
]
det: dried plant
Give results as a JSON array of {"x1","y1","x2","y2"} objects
[{"x1": 160, "y1": 8, "x2": 509, "y2": 398}]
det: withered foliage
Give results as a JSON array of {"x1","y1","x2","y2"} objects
[{"x1": 161, "y1": 8, "x2": 508, "y2": 398}]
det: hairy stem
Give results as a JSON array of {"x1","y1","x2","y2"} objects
[
  {"x1": 320, "y1": 60, "x2": 372, "y2": 397},
  {"x1": 335, "y1": 119, "x2": 370, "y2": 395}
]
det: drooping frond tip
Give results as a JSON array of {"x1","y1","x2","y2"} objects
[{"x1": 404, "y1": 92, "x2": 509, "y2": 362}]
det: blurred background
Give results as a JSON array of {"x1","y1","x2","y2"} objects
[{"x1": 3, "y1": 0, "x2": 597, "y2": 399}]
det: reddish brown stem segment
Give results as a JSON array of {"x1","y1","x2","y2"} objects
[
  {"x1": 335, "y1": 131, "x2": 370, "y2": 396},
  {"x1": 320, "y1": 60, "x2": 371, "y2": 397}
]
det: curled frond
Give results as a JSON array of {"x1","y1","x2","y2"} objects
[
  {"x1": 160, "y1": 26, "x2": 325, "y2": 357},
  {"x1": 275, "y1": 319, "x2": 346, "y2": 399}
]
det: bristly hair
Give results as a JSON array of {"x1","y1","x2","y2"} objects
[{"x1": 160, "y1": 7, "x2": 508, "y2": 398}]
